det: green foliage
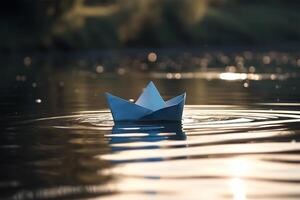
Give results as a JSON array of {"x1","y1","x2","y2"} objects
[{"x1": 1, "y1": 0, "x2": 300, "y2": 51}]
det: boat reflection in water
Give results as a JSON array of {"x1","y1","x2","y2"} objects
[{"x1": 109, "y1": 122, "x2": 186, "y2": 154}]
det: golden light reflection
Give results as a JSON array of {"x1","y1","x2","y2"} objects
[
  {"x1": 148, "y1": 52, "x2": 157, "y2": 62},
  {"x1": 228, "y1": 158, "x2": 249, "y2": 200},
  {"x1": 230, "y1": 178, "x2": 246, "y2": 200},
  {"x1": 243, "y1": 82, "x2": 249, "y2": 88},
  {"x1": 262, "y1": 55, "x2": 271, "y2": 64},
  {"x1": 96, "y1": 65, "x2": 104, "y2": 73},
  {"x1": 297, "y1": 59, "x2": 300, "y2": 67},
  {"x1": 230, "y1": 159, "x2": 249, "y2": 177},
  {"x1": 219, "y1": 73, "x2": 247, "y2": 81},
  {"x1": 150, "y1": 71, "x2": 291, "y2": 81}
]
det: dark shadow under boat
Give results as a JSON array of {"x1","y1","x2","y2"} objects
[{"x1": 109, "y1": 122, "x2": 186, "y2": 152}]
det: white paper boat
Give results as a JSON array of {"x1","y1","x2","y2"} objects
[{"x1": 105, "y1": 81, "x2": 186, "y2": 122}]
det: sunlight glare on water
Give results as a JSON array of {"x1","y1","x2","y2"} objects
[
  {"x1": 7, "y1": 104, "x2": 300, "y2": 200},
  {"x1": 2, "y1": 51, "x2": 300, "y2": 199}
]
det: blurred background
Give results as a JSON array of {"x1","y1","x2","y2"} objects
[
  {"x1": 1, "y1": 0, "x2": 300, "y2": 116},
  {"x1": 1, "y1": 0, "x2": 300, "y2": 51}
]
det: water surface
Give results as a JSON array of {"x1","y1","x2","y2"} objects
[{"x1": 1, "y1": 50, "x2": 300, "y2": 200}]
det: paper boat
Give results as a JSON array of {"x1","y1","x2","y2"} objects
[{"x1": 105, "y1": 81, "x2": 186, "y2": 122}]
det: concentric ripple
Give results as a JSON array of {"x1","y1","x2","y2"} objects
[{"x1": 7, "y1": 105, "x2": 300, "y2": 200}]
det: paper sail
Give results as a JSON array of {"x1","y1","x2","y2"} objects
[{"x1": 105, "y1": 81, "x2": 186, "y2": 122}]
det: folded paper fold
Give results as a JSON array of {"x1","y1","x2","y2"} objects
[{"x1": 105, "y1": 81, "x2": 186, "y2": 122}]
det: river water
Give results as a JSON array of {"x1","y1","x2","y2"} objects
[{"x1": 1, "y1": 50, "x2": 300, "y2": 199}]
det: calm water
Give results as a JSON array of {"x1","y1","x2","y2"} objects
[{"x1": 1, "y1": 50, "x2": 300, "y2": 199}]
